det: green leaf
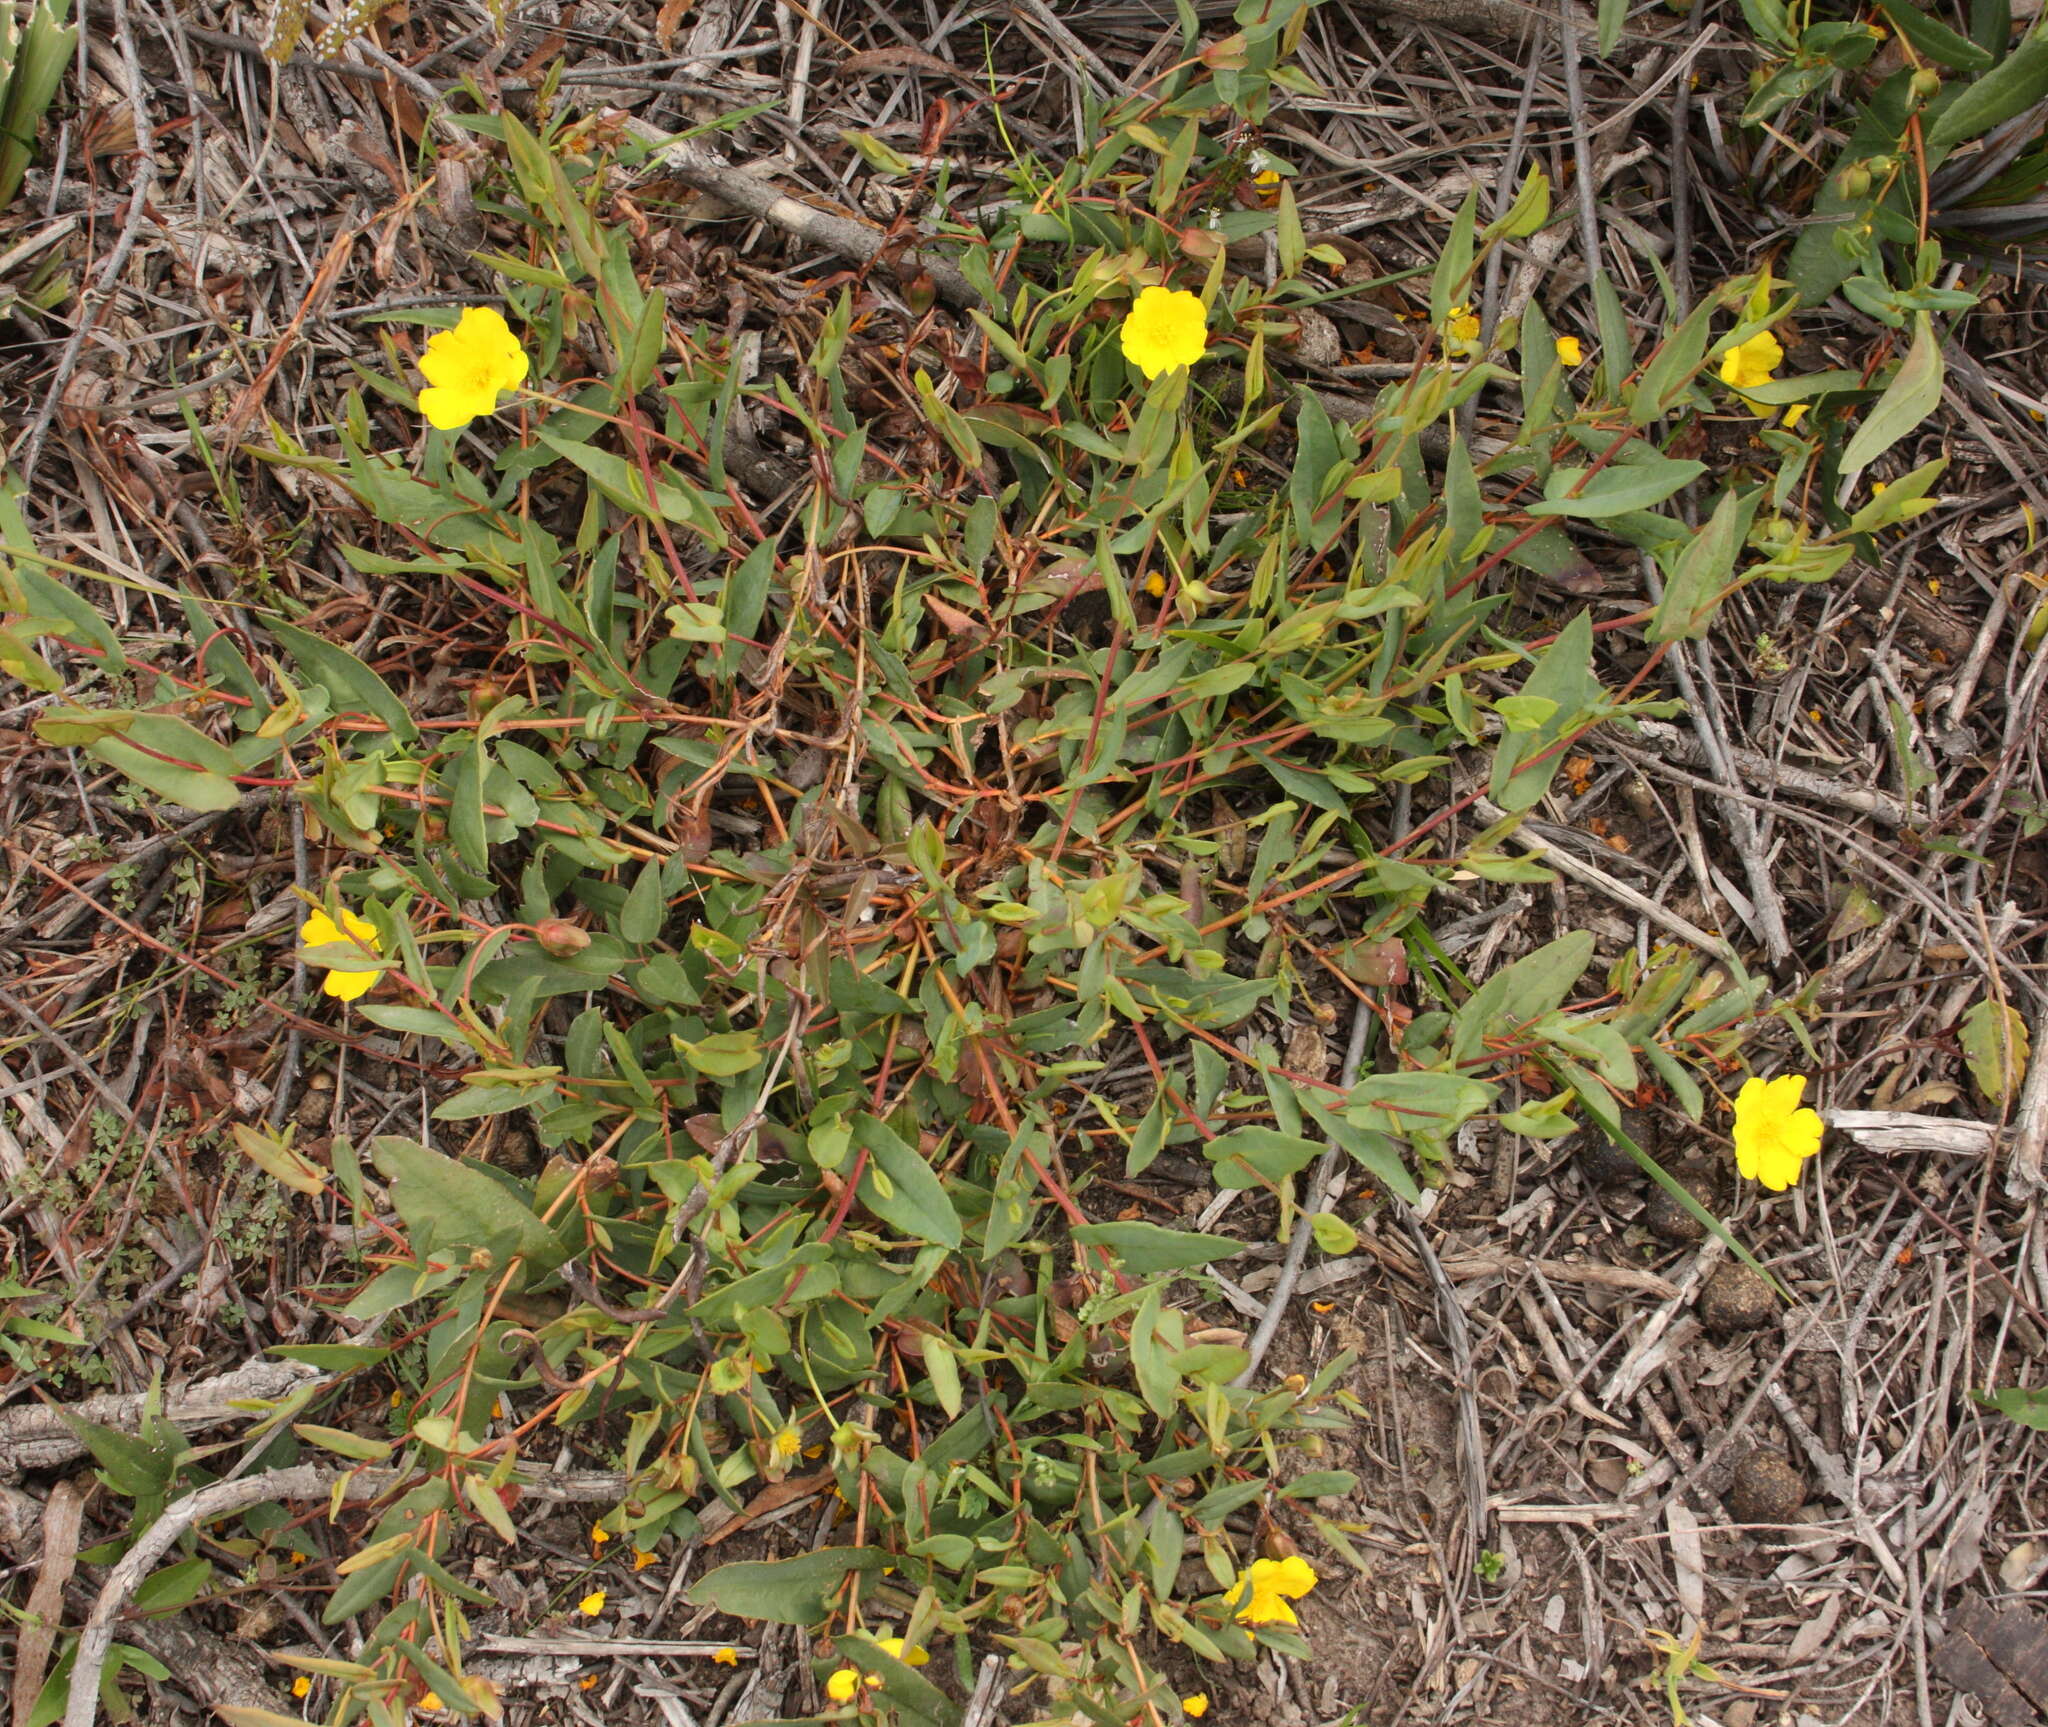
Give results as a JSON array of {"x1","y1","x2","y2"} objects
[
  {"x1": 1489, "y1": 610, "x2": 1593, "y2": 812},
  {"x1": 853, "y1": 1115, "x2": 963, "y2": 1246},
  {"x1": 683, "y1": 1546, "x2": 887, "y2": 1623},
  {"x1": 293, "y1": 1424, "x2": 394, "y2": 1462},
  {"x1": 231, "y1": 1122, "x2": 328, "y2": 1196},
  {"x1": 675, "y1": 1029, "x2": 762, "y2": 1077},
  {"x1": 1297, "y1": 1095, "x2": 1421, "y2": 1203},
  {"x1": 1596, "y1": 0, "x2": 1625, "y2": 55},
  {"x1": 538, "y1": 432, "x2": 725, "y2": 540},
  {"x1": 923, "y1": 1335, "x2": 963, "y2": 1417},
  {"x1": 1309, "y1": 1213, "x2": 1358, "y2": 1254},
  {"x1": 1959, "y1": 997, "x2": 2030, "y2": 1107},
  {"x1": 61, "y1": 1411, "x2": 181, "y2": 1499},
  {"x1": 1629, "y1": 297, "x2": 1721, "y2": 425},
  {"x1": 1650, "y1": 487, "x2": 1755, "y2": 642},
  {"x1": 1528, "y1": 455, "x2": 1706, "y2": 518},
  {"x1": 1428, "y1": 188, "x2": 1478, "y2": 326},
  {"x1": 131, "y1": 1556, "x2": 212, "y2": 1614},
  {"x1": 1873, "y1": 0, "x2": 1993, "y2": 68},
  {"x1": 1839, "y1": 313, "x2": 1943, "y2": 475},
  {"x1": 1070, "y1": 1221, "x2": 1239, "y2": 1274},
  {"x1": 0, "y1": 0, "x2": 77, "y2": 207},
  {"x1": 1976, "y1": 1386, "x2": 2048, "y2": 1429},
  {"x1": 1344, "y1": 1071, "x2": 1497, "y2": 1135},
  {"x1": 370, "y1": 1136, "x2": 562, "y2": 1270},
  {"x1": 83, "y1": 717, "x2": 245, "y2": 812},
  {"x1": 1203, "y1": 1126, "x2": 1324, "y2": 1189},
  {"x1": 268, "y1": 619, "x2": 419, "y2": 743},
  {"x1": 842, "y1": 128, "x2": 915, "y2": 175},
  {"x1": 620, "y1": 858, "x2": 666, "y2": 944},
  {"x1": 1926, "y1": 29, "x2": 2048, "y2": 154}
]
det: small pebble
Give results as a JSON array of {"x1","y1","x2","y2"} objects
[
  {"x1": 1644, "y1": 1170, "x2": 1718, "y2": 1243},
  {"x1": 1699, "y1": 1262, "x2": 1776, "y2": 1333},
  {"x1": 1729, "y1": 1450, "x2": 1807, "y2": 1525},
  {"x1": 1580, "y1": 1107, "x2": 1660, "y2": 1187},
  {"x1": 1577, "y1": 1136, "x2": 1640, "y2": 1188}
]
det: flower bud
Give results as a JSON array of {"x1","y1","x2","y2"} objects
[
  {"x1": 1837, "y1": 164, "x2": 1871, "y2": 199},
  {"x1": 1908, "y1": 68, "x2": 1941, "y2": 104},
  {"x1": 1259, "y1": 1526, "x2": 1300, "y2": 1561},
  {"x1": 534, "y1": 918, "x2": 591, "y2": 957},
  {"x1": 1201, "y1": 31, "x2": 1249, "y2": 68}
]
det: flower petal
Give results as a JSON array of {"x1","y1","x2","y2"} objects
[{"x1": 321, "y1": 966, "x2": 377, "y2": 1002}]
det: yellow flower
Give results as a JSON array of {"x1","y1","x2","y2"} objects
[
  {"x1": 714, "y1": 1648, "x2": 741, "y2": 1666},
  {"x1": 578, "y1": 1590, "x2": 606, "y2": 1616},
  {"x1": 591, "y1": 1521, "x2": 611, "y2": 1546},
  {"x1": 1554, "y1": 335, "x2": 1584, "y2": 366},
  {"x1": 1719, "y1": 330, "x2": 1783, "y2": 393},
  {"x1": 1120, "y1": 286, "x2": 1209, "y2": 381},
  {"x1": 1226, "y1": 1554, "x2": 1319, "y2": 1626},
  {"x1": 1143, "y1": 572, "x2": 1166, "y2": 598},
  {"x1": 1731, "y1": 1073, "x2": 1824, "y2": 1191},
  {"x1": 633, "y1": 1547, "x2": 659, "y2": 1570},
  {"x1": 1780, "y1": 402, "x2": 1809, "y2": 430},
  {"x1": 1446, "y1": 305, "x2": 1482, "y2": 356},
  {"x1": 292, "y1": 1677, "x2": 311, "y2": 1699},
  {"x1": 774, "y1": 1426, "x2": 803, "y2": 1458},
  {"x1": 824, "y1": 1636, "x2": 923, "y2": 1705},
  {"x1": 301, "y1": 905, "x2": 382, "y2": 1002},
  {"x1": 418, "y1": 306, "x2": 529, "y2": 431},
  {"x1": 419, "y1": 1696, "x2": 443, "y2": 1714},
  {"x1": 1183, "y1": 1696, "x2": 1210, "y2": 1718},
  {"x1": 874, "y1": 1638, "x2": 928, "y2": 1667}
]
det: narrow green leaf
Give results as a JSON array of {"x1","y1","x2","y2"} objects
[
  {"x1": 1839, "y1": 313, "x2": 1943, "y2": 474},
  {"x1": 684, "y1": 1547, "x2": 886, "y2": 1623}
]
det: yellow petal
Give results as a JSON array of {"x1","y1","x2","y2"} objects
[
  {"x1": 578, "y1": 1590, "x2": 605, "y2": 1616},
  {"x1": 826, "y1": 1669, "x2": 861, "y2": 1704},
  {"x1": 321, "y1": 965, "x2": 377, "y2": 1003},
  {"x1": 1182, "y1": 1696, "x2": 1209, "y2": 1718},
  {"x1": 1268, "y1": 1554, "x2": 1319, "y2": 1598},
  {"x1": 1554, "y1": 335, "x2": 1584, "y2": 366},
  {"x1": 419, "y1": 384, "x2": 502, "y2": 431}
]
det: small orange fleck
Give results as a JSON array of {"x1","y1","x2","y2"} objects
[
  {"x1": 1311, "y1": 1300, "x2": 1334, "y2": 1313},
  {"x1": 714, "y1": 1647, "x2": 742, "y2": 1666},
  {"x1": 579, "y1": 1590, "x2": 606, "y2": 1617},
  {"x1": 292, "y1": 1677, "x2": 311, "y2": 1699},
  {"x1": 633, "y1": 1548, "x2": 659, "y2": 1571},
  {"x1": 591, "y1": 1522, "x2": 611, "y2": 1547},
  {"x1": 580, "y1": 1674, "x2": 600, "y2": 1690}
]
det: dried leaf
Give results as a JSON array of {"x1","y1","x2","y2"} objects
[{"x1": 1960, "y1": 998, "x2": 2030, "y2": 1108}]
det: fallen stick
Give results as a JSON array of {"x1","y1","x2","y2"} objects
[
  {"x1": 0, "y1": 1359, "x2": 323, "y2": 1479},
  {"x1": 625, "y1": 123, "x2": 984, "y2": 311},
  {"x1": 62, "y1": 1462, "x2": 631, "y2": 1727},
  {"x1": 1825, "y1": 1110, "x2": 1999, "y2": 1159}
]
